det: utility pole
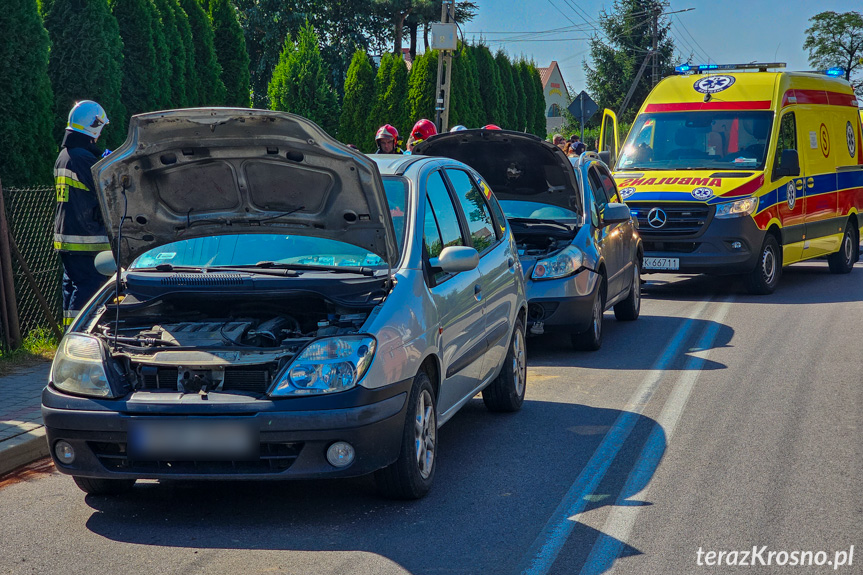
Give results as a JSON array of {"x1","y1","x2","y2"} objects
[
  {"x1": 434, "y1": 1, "x2": 455, "y2": 132},
  {"x1": 651, "y1": 3, "x2": 659, "y2": 87}
]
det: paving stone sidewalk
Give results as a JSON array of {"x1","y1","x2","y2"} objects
[{"x1": 0, "y1": 362, "x2": 52, "y2": 475}]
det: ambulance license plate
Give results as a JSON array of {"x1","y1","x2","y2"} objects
[{"x1": 643, "y1": 257, "x2": 679, "y2": 271}]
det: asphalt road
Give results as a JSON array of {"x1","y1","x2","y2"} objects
[{"x1": 1, "y1": 261, "x2": 860, "y2": 575}]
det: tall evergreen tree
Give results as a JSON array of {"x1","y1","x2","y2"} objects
[
  {"x1": 517, "y1": 61, "x2": 536, "y2": 134},
  {"x1": 369, "y1": 53, "x2": 395, "y2": 137},
  {"x1": 529, "y1": 65, "x2": 547, "y2": 137},
  {"x1": 494, "y1": 50, "x2": 517, "y2": 129},
  {"x1": 210, "y1": 0, "x2": 251, "y2": 107},
  {"x1": 512, "y1": 59, "x2": 527, "y2": 131},
  {"x1": 43, "y1": 0, "x2": 127, "y2": 149},
  {"x1": 150, "y1": 0, "x2": 173, "y2": 109},
  {"x1": 450, "y1": 43, "x2": 482, "y2": 129},
  {"x1": 407, "y1": 49, "x2": 438, "y2": 127},
  {"x1": 173, "y1": 0, "x2": 198, "y2": 106},
  {"x1": 179, "y1": 0, "x2": 225, "y2": 105},
  {"x1": 384, "y1": 55, "x2": 410, "y2": 137},
  {"x1": 471, "y1": 44, "x2": 505, "y2": 126},
  {"x1": 339, "y1": 50, "x2": 377, "y2": 151},
  {"x1": 585, "y1": 0, "x2": 675, "y2": 122},
  {"x1": 268, "y1": 22, "x2": 340, "y2": 135},
  {"x1": 153, "y1": 0, "x2": 187, "y2": 107},
  {"x1": 111, "y1": 0, "x2": 170, "y2": 116},
  {"x1": 0, "y1": 0, "x2": 55, "y2": 186}
]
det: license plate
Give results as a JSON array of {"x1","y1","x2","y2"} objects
[
  {"x1": 643, "y1": 257, "x2": 680, "y2": 271},
  {"x1": 128, "y1": 419, "x2": 259, "y2": 461}
]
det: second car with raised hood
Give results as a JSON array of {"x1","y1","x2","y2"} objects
[
  {"x1": 41, "y1": 108, "x2": 527, "y2": 500},
  {"x1": 415, "y1": 129, "x2": 642, "y2": 351}
]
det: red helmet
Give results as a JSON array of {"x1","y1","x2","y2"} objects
[
  {"x1": 411, "y1": 119, "x2": 437, "y2": 142},
  {"x1": 375, "y1": 124, "x2": 398, "y2": 142},
  {"x1": 482, "y1": 124, "x2": 502, "y2": 130}
]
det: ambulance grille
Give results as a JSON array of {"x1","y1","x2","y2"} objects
[{"x1": 628, "y1": 203, "x2": 711, "y2": 237}]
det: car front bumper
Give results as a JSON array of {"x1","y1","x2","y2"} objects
[
  {"x1": 41, "y1": 378, "x2": 411, "y2": 481},
  {"x1": 524, "y1": 267, "x2": 601, "y2": 334}
]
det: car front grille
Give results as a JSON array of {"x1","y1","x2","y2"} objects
[
  {"x1": 139, "y1": 367, "x2": 272, "y2": 394},
  {"x1": 89, "y1": 441, "x2": 303, "y2": 474},
  {"x1": 643, "y1": 241, "x2": 700, "y2": 254},
  {"x1": 628, "y1": 202, "x2": 711, "y2": 237}
]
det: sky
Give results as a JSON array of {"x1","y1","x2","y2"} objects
[{"x1": 463, "y1": 0, "x2": 855, "y2": 97}]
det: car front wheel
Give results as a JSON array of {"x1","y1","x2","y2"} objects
[
  {"x1": 72, "y1": 476, "x2": 135, "y2": 496},
  {"x1": 572, "y1": 277, "x2": 606, "y2": 351},
  {"x1": 482, "y1": 318, "x2": 527, "y2": 412},
  {"x1": 375, "y1": 370, "x2": 436, "y2": 500},
  {"x1": 613, "y1": 261, "x2": 641, "y2": 321},
  {"x1": 745, "y1": 234, "x2": 781, "y2": 295}
]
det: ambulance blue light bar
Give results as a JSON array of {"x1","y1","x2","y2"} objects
[
  {"x1": 825, "y1": 67, "x2": 845, "y2": 77},
  {"x1": 675, "y1": 62, "x2": 787, "y2": 74}
]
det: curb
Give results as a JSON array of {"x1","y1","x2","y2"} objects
[{"x1": 0, "y1": 427, "x2": 50, "y2": 476}]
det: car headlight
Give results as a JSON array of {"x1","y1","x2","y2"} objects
[
  {"x1": 270, "y1": 336, "x2": 376, "y2": 397},
  {"x1": 51, "y1": 334, "x2": 114, "y2": 398},
  {"x1": 532, "y1": 246, "x2": 584, "y2": 280},
  {"x1": 714, "y1": 197, "x2": 758, "y2": 219}
]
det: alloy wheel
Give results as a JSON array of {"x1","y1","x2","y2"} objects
[{"x1": 414, "y1": 390, "x2": 436, "y2": 480}]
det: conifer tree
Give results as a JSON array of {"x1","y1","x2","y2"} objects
[
  {"x1": 512, "y1": 59, "x2": 527, "y2": 131},
  {"x1": 517, "y1": 61, "x2": 536, "y2": 134},
  {"x1": 150, "y1": 0, "x2": 173, "y2": 109},
  {"x1": 111, "y1": 0, "x2": 170, "y2": 116},
  {"x1": 407, "y1": 49, "x2": 438, "y2": 127},
  {"x1": 529, "y1": 65, "x2": 547, "y2": 137},
  {"x1": 153, "y1": 0, "x2": 187, "y2": 107},
  {"x1": 494, "y1": 50, "x2": 517, "y2": 129},
  {"x1": 369, "y1": 53, "x2": 394, "y2": 139},
  {"x1": 0, "y1": 0, "x2": 55, "y2": 185},
  {"x1": 471, "y1": 44, "x2": 505, "y2": 126},
  {"x1": 210, "y1": 0, "x2": 250, "y2": 107},
  {"x1": 173, "y1": 0, "x2": 198, "y2": 106},
  {"x1": 384, "y1": 55, "x2": 410, "y2": 137},
  {"x1": 339, "y1": 50, "x2": 377, "y2": 151},
  {"x1": 268, "y1": 22, "x2": 340, "y2": 135},
  {"x1": 450, "y1": 43, "x2": 483, "y2": 128},
  {"x1": 43, "y1": 0, "x2": 127, "y2": 149},
  {"x1": 179, "y1": 0, "x2": 225, "y2": 105}
]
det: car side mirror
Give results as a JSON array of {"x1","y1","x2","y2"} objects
[
  {"x1": 601, "y1": 202, "x2": 631, "y2": 226},
  {"x1": 598, "y1": 150, "x2": 613, "y2": 168},
  {"x1": 430, "y1": 246, "x2": 479, "y2": 274},
  {"x1": 774, "y1": 149, "x2": 800, "y2": 178},
  {"x1": 94, "y1": 250, "x2": 117, "y2": 276}
]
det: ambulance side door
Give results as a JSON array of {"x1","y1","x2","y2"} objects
[
  {"x1": 799, "y1": 104, "x2": 839, "y2": 255},
  {"x1": 770, "y1": 110, "x2": 806, "y2": 264}
]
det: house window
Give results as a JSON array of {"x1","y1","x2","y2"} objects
[{"x1": 548, "y1": 103, "x2": 561, "y2": 118}]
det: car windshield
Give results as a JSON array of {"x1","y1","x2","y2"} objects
[
  {"x1": 618, "y1": 111, "x2": 774, "y2": 170},
  {"x1": 130, "y1": 177, "x2": 408, "y2": 269},
  {"x1": 500, "y1": 200, "x2": 579, "y2": 221}
]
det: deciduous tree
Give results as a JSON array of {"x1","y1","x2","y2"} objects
[{"x1": 805, "y1": 11, "x2": 863, "y2": 95}]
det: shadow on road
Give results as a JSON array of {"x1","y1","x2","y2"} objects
[
  {"x1": 81, "y1": 400, "x2": 666, "y2": 575},
  {"x1": 642, "y1": 260, "x2": 863, "y2": 305},
  {"x1": 527, "y1": 314, "x2": 733, "y2": 372}
]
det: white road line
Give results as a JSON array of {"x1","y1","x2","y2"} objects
[
  {"x1": 577, "y1": 299, "x2": 732, "y2": 575},
  {"x1": 517, "y1": 299, "x2": 714, "y2": 575}
]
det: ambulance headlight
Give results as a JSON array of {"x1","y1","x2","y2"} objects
[
  {"x1": 51, "y1": 334, "x2": 115, "y2": 398},
  {"x1": 714, "y1": 197, "x2": 758, "y2": 219}
]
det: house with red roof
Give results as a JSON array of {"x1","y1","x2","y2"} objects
[{"x1": 537, "y1": 61, "x2": 570, "y2": 134}]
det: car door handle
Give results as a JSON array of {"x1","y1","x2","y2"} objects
[
  {"x1": 474, "y1": 284, "x2": 482, "y2": 294},
  {"x1": 508, "y1": 257, "x2": 515, "y2": 268},
  {"x1": 806, "y1": 177, "x2": 814, "y2": 188}
]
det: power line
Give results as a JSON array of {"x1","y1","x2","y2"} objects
[{"x1": 675, "y1": 15, "x2": 712, "y2": 63}]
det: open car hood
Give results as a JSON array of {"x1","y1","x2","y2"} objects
[
  {"x1": 413, "y1": 129, "x2": 581, "y2": 213},
  {"x1": 93, "y1": 108, "x2": 397, "y2": 268}
]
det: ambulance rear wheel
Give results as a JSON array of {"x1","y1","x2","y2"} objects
[
  {"x1": 745, "y1": 234, "x2": 781, "y2": 295},
  {"x1": 827, "y1": 223, "x2": 857, "y2": 274}
]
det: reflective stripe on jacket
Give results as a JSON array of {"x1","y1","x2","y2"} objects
[{"x1": 54, "y1": 132, "x2": 109, "y2": 253}]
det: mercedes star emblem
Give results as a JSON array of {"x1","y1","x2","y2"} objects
[{"x1": 647, "y1": 207, "x2": 668, "y2": 228}]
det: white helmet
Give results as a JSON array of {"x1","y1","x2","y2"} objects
[
  {"x1": 451, "y1": 125, "x2": 468, "y2": 132},
  {"x1": 67, "y1": 100, "x2": 109, "y2": 139}
]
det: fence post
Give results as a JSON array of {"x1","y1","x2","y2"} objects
[{"x1": 0, "y1": 180, "x2": 22, "y2": 349}]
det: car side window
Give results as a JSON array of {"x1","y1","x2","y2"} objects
[
  {"x1": 472, "y1": 174, "x2": 506, "y2": 239},
  {"x1": 424, "y1": 171, "x2": 465, "y2": 283},
  {"x1": 596, "y1": 166, "x2": 620, "y2": 203},
  {"x1": 586, "y1": 168, "x2": 604, "y2": 227},
  {"x1": 772, "y1": 112, "x2": 796, "y2": 181},
  {"x1": 445, "y1": 169, "x2": 497, "y2": 254}
]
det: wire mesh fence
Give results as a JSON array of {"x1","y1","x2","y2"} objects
[{"x1": 1, "y1": 186, "x2": 62, "y2": 344}]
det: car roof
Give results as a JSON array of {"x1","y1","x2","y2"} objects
[{"x1": 369, "y1": 155, "x2": 428, "y2": 175}]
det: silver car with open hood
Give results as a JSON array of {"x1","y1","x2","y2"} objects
[{"x1": 42, "y1": 109, "x2": 527, "y2": 500}]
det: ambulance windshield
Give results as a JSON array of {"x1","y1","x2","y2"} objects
[{"x1": 618, "y1": 111, "x2": 773, "y2": 171}]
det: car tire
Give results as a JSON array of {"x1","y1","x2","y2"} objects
[
  {"x1": 572, "y1": 277, "x2": 605, "y2": 351},
  {"x1": 827, "y1": 222, "x2": 857, "y2": 274},
  {"x1": 482, "y1": 318, "x2": 527, "y2": 413},
  {"x1": 72, "y1": 476, "x2": 135, "y2": 496},
  {"x1": 745, "y1": 234, "x2": 781, "y2": 295},
  {"x1": 375, "y1": 370, "x2": 436, "y2": 500},
  {"x1": 613, "y1": 261, "x2": 641, "y2": 321}
]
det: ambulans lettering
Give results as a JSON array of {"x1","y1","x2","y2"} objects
[
  {"x1": 679, "y1": 178, "x2": 691, "y2": 185},
  {"x1": 709, "y1": 178, "x2": 722, "y2": 187},
  {"x1": 693, "y1": 75, "x2": 736, "y2": 94},
  {"x1": 691, "y1": 178, "x2": 709, "y2": 186}
]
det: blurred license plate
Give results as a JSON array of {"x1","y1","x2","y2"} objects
[
  {"x1": 643, "y1": 257, "x2": 679, "y2": 270},
  {"x1": 128, "y1": 419, "x2": 258, "y2": 461}
]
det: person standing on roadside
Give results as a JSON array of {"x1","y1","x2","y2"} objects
[
  {"x1": 552, "y1": 134, "x2": 566, "y2": 151},
  {"x1": 405, "y1": 119, "x2": 437, "y2": 153},
  {"x1": 374, "y1": 124, "x2": 403, "y2": 154},
  {"x1": 53, "y1": 100, "x2": 111, "y2": 328}
]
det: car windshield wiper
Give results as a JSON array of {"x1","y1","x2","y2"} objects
[
  {"x1": 130, "y1": 263, "x2": 293, "y2": 277},
  {"x1": 218, "y1": 262, "x2": 379, "y2": 277}
]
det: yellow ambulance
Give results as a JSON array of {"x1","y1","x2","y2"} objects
[{"x1": 599, "y1": 64, "x2": 863, "y2": 294}]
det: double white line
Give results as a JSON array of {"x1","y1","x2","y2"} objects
[{"x1": 518, "y1": 298, "x2": 733, "y2": 575}]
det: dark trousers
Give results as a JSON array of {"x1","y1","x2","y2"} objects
[{"x1": 60, "y1": 252, "x2": 103, "y2": 326}]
